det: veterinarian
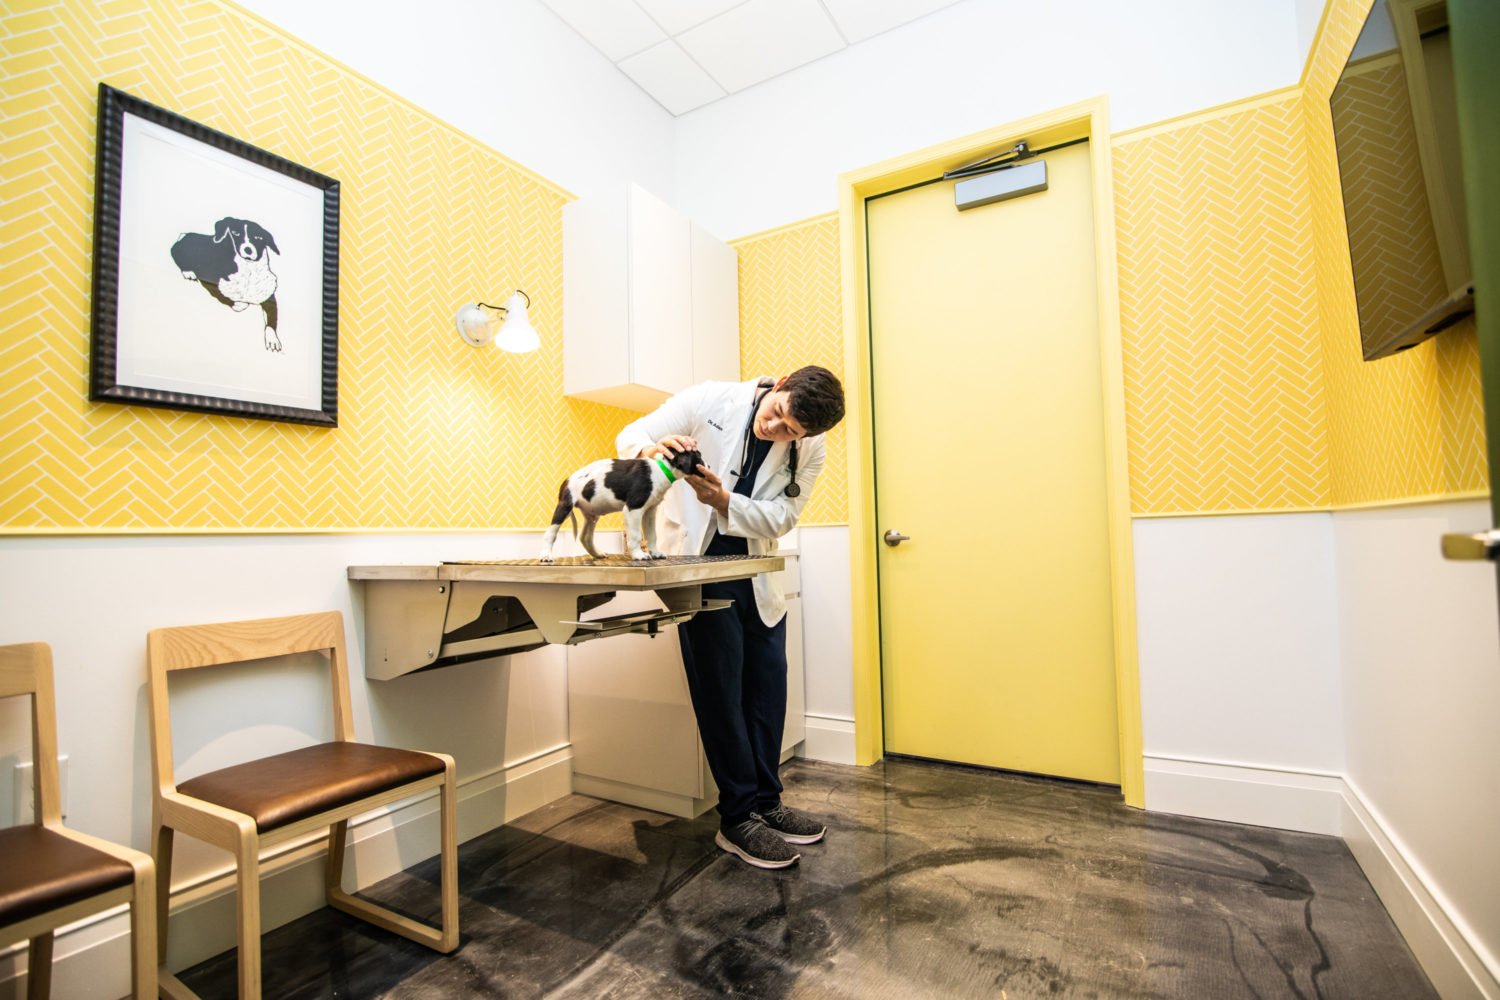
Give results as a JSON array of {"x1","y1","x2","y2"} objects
[{"x1": 617, "y1": 365, "x2": 846, "y2": 869}]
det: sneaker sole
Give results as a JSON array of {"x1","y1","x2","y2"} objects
[
  {"x1": 772, "y1": 827, "x2": 826, "y2": 845},
  {"x1": 714, "y1": 830, "x2": 800, "y2": 869}
]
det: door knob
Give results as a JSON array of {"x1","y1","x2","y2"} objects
[
  {"x1": 884, "y1": 530, "x2": 910, "y2": 547},
  {"x1": 1441, "y1": 530, "x2": 1500, "y2": 561}
]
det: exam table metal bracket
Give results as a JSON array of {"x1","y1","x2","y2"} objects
[{"x1": 348, "y1": 555, "x2": 781, "y2": 680}]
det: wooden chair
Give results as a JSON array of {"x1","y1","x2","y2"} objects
[
  {"x1": 147, "y1": 611, "x2": 458, "y2": 999},
  {"x1": 0, "y1": 642, "x2": 156, "y2": 999}
]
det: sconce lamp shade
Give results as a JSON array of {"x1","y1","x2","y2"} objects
[
  {"x1": 494, "y1": 291, "x2": 540, "y2": 354},
  {"x1": 454, "y1": 290, "x2": 539, "y2": 353}
]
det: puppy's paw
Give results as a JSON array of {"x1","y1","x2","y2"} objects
[
  {"x1": 629, "y1": 548, "x2": 649, "y2": 561},
  {"x1": 232, "y1": 301, "x2": 248, "y2": 312},
  {"x1": 264, "y1": 328, "x2": 282, "y2": 352},
  {"x1": 649, "y1": 549, "x2": 665, "y2": 559},
  {"x1": 180, "y1": 270, "x2": 197, "y2": 281},
  {"x1": 539, "y1": 552, "x2": 555, "y2": 563}
]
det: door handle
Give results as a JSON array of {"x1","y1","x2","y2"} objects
[
  {"x1": 884, "y1": 529, "x2": 910, "y2": 547},
  {"x1": 1441, "y1": 530, "x2": 1500, "y2": 561}
]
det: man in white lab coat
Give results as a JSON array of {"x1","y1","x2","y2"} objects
[{"x1": 617, "y1": 366, "x2": 845, "y2": 869}]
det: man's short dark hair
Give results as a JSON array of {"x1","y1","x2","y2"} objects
[{"x1": 783, "y1": 366, "x2": 845, "y2": 437}]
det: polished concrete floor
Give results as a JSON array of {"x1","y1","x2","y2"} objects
[{"x1": 180, "y1": 758, "x2": 1436, "y2": 998}]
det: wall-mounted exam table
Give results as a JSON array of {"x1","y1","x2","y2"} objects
[{"x1": 347, "y1": 555, "x2": 782, "y2": 680}]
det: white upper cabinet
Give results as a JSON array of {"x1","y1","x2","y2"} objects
[{"x1": 564, "y1": 182, "x2": 739, "y2": 411}]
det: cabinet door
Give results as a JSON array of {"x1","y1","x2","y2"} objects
[
  {"x1": 691, "y1": 223, "x2": 741, "y2": 384},
  {"x1": 562, "y1": 190, "x2": 630, "y2": 402},
  {"x1": 567, "y1": 591, "x2": 705, "y2": 797},
  {"x1": 628, "y1": 185, "x2": 694, "y2": 396}
]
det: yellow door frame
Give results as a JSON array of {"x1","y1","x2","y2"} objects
[{"x1": 838, "y1": 96, "x2": 1145, "y2": 807}]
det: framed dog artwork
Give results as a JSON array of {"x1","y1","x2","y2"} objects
[{"x1": 89, "y1": 84, "x2": 340, "y2": 426}]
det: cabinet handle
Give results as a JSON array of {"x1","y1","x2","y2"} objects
[{"x1": 884, "y1": 530, "x2": 910, "y2": 547}]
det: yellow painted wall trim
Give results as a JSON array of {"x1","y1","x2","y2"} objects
[
  {"x1": 1333, "y1": 489, "x2": 1491, "y2": 511},
  {"x1": 1129, "y1": 489, "x2": 1491, "y2": 519},
  {"x1": 1111, "y1": 84, "x2": 1304, "y2": 144},
  {"x1": 1132, "y1": 506, "x2": 1334, "y2": 520},
  {"x1": 839, "y1": 97, "x2": 1145, "y2": 808},
  {"x1": 218, "y1": 0, "x2": 574, "y2": 201},
  {"x1": 0, "y1": 526, "x2": 580, "y2": 538},
  {"x1": 1299, "y1": 0, "x2": 1346, "y2": 90},
  {"x1": 729, "y1": 211, "x2": 840, "y2": 247}
]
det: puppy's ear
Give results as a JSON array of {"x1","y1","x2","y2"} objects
[
  {"x1": 253, "y1": 223, "x2": 279, "y2": 254},
  {"x1": 213, "y1": 218, "x2": 235, "y2": 243}
]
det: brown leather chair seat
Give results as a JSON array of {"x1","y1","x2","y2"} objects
[
  {"x1": 0, "y1": 825, "x2": 135, "y2": 925},
  {"x1": 177, "y1": 742, "x2": 445, "y2": 833}
]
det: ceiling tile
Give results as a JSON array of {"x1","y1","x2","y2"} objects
[
  {"x1": 617, "y1": 40, "x2": 728, "y2": 115},
  {"x1": 540, "y1": 0, "x2": 666, "y2": 61},
  {"x1": 634, "y1": 0, "x2": 745, "y2": 35},
  {"x1": 676, "y1": 0, "x2": 846, "y2": 94},
  {"x1": 820, "y1": 0, "x2": 965, "y2": 44}
]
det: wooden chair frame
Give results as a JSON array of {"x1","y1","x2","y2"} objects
[
  {"x1": 0, "y1": 642, "x2": 156, "y2": 999},
  {"x1": 147, "y1": 611, "x2": 458, "y2": 1000}
]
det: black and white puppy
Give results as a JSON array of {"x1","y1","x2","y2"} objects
[
  {"x1": 540, "y1": 450, "x2": 704, "y2": 562},
  {"x1": 170, "y1": 217, "x2": 282, "y2": 352}
]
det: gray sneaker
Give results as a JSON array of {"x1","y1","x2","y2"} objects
[
  {"x1": 754, "y1": 804, "x2": 827, "y2": 844},
  {"x1": 715, "y1": 817, "x2": 801, "y2": 869}
]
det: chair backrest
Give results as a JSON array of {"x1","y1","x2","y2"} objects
[
  {"x1": 0, "y1": 642, "x2": 63, "y2": 827},
  {"x1": 145, "y1": 611, "x2": 355, "y2": 795}
]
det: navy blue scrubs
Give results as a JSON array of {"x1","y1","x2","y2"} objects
[{"x1": 678, "y1": 433, "x2": 788, "y2": 825}]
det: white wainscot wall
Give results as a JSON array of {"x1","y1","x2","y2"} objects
[
  {"x1": 796, "y1": 526, "x2": 855, "y2": 765},
  {"x1": 1333, "y1": 500, "x2": 1500, "y2": 1000},
  {"x1": 0, "y1": 532, "x2": 573, "y2": 1000},
  {"x1": 1132, "y1": 512, "x2": 1346, "y2": 834}
]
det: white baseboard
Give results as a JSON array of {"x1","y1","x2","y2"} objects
[
  {"x1": 799, "y1": 714, "x2": 856, "y2": 765},
  {"x1": 1142, "y1": 754, "x2": 1344, "y2": 835},
  {"x1": 1340, "y1": 778, "x2": 1499, "y2": 1000},
  {"x1": 0, "y1": 747, "x2": 573, "y2": 1000}
]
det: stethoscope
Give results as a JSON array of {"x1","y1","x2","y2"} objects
[{"x1": 734, "y1": 385, "x2": 801, "y2": 498}]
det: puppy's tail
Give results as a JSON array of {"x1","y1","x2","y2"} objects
[{"x1": 568, "y1": 508, "x2": 579, "y2": 541}]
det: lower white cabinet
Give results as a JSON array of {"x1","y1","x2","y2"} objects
[{"x1": 568, "y1": 555, "x2": 804, "y2": 818}]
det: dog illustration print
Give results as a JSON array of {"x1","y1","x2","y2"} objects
[
  {"x1": 540, "y1": 449, "x2": 706, "y2": 562},
  {"x1": 170, "y1": 217, "x2": 282, "y2": 352}
]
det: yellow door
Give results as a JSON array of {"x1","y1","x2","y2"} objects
[{"x1": 868, "y1": 140, "x2": 1120, "y2": 784}]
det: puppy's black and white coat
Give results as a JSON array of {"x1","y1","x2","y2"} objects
[
  {"x1": 170, "y1": 217, "x2": 282, "y2": 352},
  {"x1": 541, "y1": 450, "x2": 704, "y2": 562}
]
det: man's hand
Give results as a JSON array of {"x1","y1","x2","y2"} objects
[
  {"x1": 642, "y1": 434, "x2": 698, "y2": 460},
  {"x1": 684, "y1": 464, "x2": 730, "y2": 517}
]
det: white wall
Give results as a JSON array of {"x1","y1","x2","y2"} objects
[
  {"x1": 1133, "y1": 513, "x2": 1347, "y2": 834},
  {"x1": 674, "y1": 0, "x2": 1305, "y2": 238},
  {"x1": 797, "y1": 526, "x2": 856, "y2": 764},
  {"x1": 1334, "y1": 500, "x2": 1500, "y2": 992},
  {"x1": 229, "y1": 0, "x2": 677, "y2": 203}
]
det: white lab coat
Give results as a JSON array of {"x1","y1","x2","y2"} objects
[{"x1": 617, "y1": 377, "x2": 825, "y2": 627}]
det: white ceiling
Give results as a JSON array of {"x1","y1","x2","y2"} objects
[{"x1": 540, "y1": 0, "x2": 966, "y2": 115}]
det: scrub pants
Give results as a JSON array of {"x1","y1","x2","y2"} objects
[{"x1": 677, "y1": 575, "x2": 787, "y2": 825}]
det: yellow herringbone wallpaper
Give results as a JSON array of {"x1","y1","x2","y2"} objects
[
  {"x1": 732, "y1": 215, "x2": 847, "y2": 525},
  {"x1": 1113, "y1": 98, "x2": 1332, "y2": 514},
  {"x1": 0, "y1": 0, "x2": 636, "y2": 531},
  {"x1": 1302, "y1": 0, "x2": 1487, "y2": 504}
]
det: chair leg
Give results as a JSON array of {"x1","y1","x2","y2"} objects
[
  {"x1": 438, "y1": 764, "x2": 459, "y2": 952},
  {"x1": 131, "y1": 861, "x2": 158, "y2": 1000},
  {"x1": 235, "y1": 835, "x2": 262, "y2": 1000},
  {"x1": 26, "y1": 931, "x2": 53, "y2": 1000},
  {"x1": 153, "y1": 822, "x2": 173, "y2": 967},
  {"x1": 325, "y1": 819, "x2": 349, "y2": 897}
]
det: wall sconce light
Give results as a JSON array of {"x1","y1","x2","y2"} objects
[{"x1": 454, "y1": 290, "x2": 540, "y2": 353}]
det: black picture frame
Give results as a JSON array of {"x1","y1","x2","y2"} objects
[{"x1": 90, "y1": 84, "x2": 340, "y2": 426}]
